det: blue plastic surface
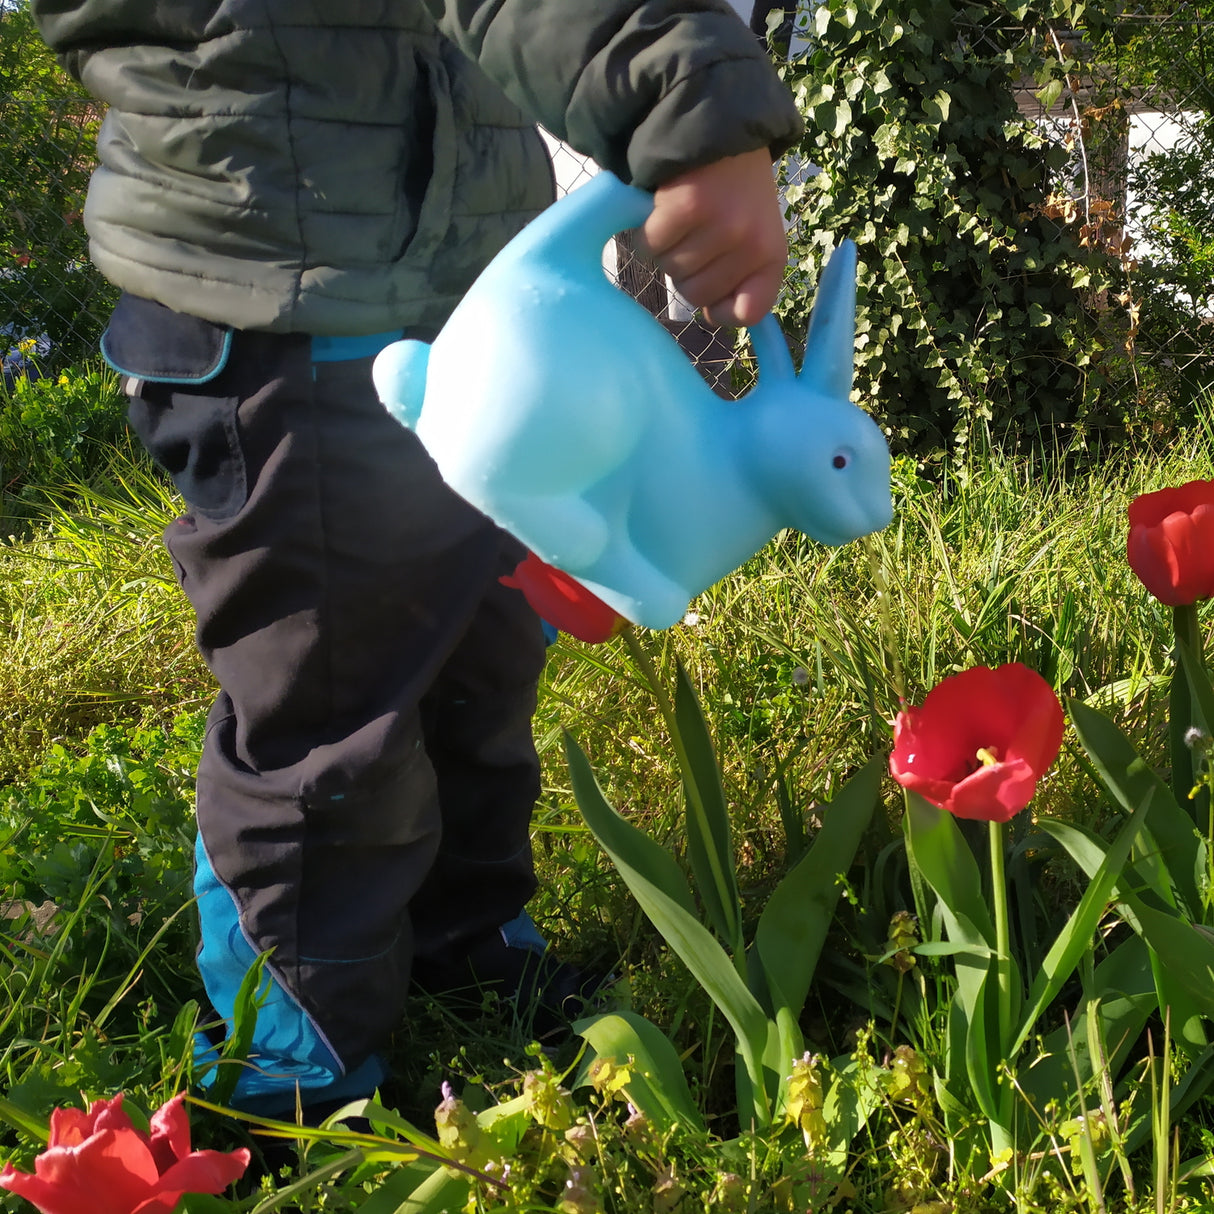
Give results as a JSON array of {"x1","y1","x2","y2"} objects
[{"x1": 373, "y1": 171, "x2": 892, "y2": 631}]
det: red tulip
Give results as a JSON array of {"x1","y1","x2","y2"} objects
[
  {"x1": 501, "y1": 552, "x2": 629, "y2": 644},
  {"x1": 1127, "y1": 480, "x2": 1214, "y2": 607},
  {"x1": 889, "y1": 664, "x2": 1064, "y2": 822},
  {"x1": 0, "y1": 1093, "x2": 249, "y2": 1214}
]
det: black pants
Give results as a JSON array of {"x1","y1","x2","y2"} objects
[{"x1": 109, "y1": 296, "x2": 546, "y2": 1107}]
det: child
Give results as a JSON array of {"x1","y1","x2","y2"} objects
[{"x1": 31, "y1": 0, "x2": 803, "y2": 1113}]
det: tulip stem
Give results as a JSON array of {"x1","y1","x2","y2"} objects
[
  {"x1": 989, "y1": 819, "x2": 1013, "y2": 1136},
  {"x1": 989, "y1": 820, "x2": 1012, "y2": 1022},
  {"x1": 1170, "y1": 603, "x2": 1201, "y2": 820}
]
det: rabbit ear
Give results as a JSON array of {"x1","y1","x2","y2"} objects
[
  {"x1": 747, "y1": 314, "x2": 796, "y2": 383},
  {"x1": 798, "y1": 239, "x2": 857, "y2": 401}
]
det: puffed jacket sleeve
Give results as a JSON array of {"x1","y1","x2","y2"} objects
[
  {"x1": 30, "y1": 0, "x2": 165, "y2": 79},
  {"x1": 417, "y1": 0, "x2": 803, "y2": 189}
]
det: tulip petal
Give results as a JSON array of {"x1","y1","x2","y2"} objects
[
  {"x1": 1, "y1": 1162, "x2": 92, "y2": 1214},
  {"x1": 1129, "y1": 479, "x2": 1214, "y2": 530},
  {"x1": 1128, "y1": 520, "x2": 1182, "y2": 604},
  {"x1": 86, "y1": 1096, "x2": 139, "y2": 1140},
  {"x1": 6, "y1": 1129, "x2": 159, "y2": 1214},
  {"x1": 46, "y1": 1109, "x2": 98, "y2": 1151},
  {"x1": 1157, "y1": 503, "x2": 1214, "y2": 604},
  {"x1": 152, "y1": 1147, "x2": 251, "y2": 1197},
  {"x1": 130, "y1": 1198, "x2": 181, "y2": 1214},
  {"x1": 890, "y1": 767, "x2": 962, "y2": 811},
  {"x1": 148, "y1": 1095, "x2": 191, "y2": 1174},
  {"x1": 1160, "y1": 511, "x2": 1203, "y2": 603},
  {"x1": 998, "y1": 665, "x2": 1065, "y2": 773},
  {"x1": 47, "y1": 1095, "x2": 135, "y2": 1151},
  {"x1": 891, "y1": 703, "x2": 974, "y2": 784},
  {"x1": 1193, "y1": 503, "x2": 1214, "y2": 600},
  {"x1": 949, "y1": 758, "x2": 1038, "y2": 822}
]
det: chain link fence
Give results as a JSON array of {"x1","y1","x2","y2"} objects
[
  {"x1": 0, "y1": 93, "x2": 111, "y2": 378},
  {"x1": 1016, "y1": 2, "x2": 1214, "y2": 406},
  {"x1": 2, "y1": 4, "x2": 1211, "y2": 405},
  {"x1": 544, "y1": 134, "x2": 746, "y2": 397}
]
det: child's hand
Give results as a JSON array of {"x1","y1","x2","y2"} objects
[{"x1": 640, "y1": 148, "x2": 788, "y2": 329}]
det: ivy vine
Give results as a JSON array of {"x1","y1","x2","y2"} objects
[{"x1": 776, "y1": 0, "x2": 1128, "y2": 459}]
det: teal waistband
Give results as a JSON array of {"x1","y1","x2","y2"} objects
[{"x1": 309, "y1": 330, "x2": 404, "y2": 363}]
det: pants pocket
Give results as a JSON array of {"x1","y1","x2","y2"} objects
[
  {"x1": 126, "y1": 382, "x2": 247, "y2": 519},
  {"x1": 100, "y1": 293, "x2": 247, "y2": 520}
]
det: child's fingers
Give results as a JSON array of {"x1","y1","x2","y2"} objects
[
  {"x1": 698, "y1": 259, "x2": 785, "y2": 329},
  {"x1": 637, "y1": 188, "x2": 702, "y2": 260},
  {"x1": 638, "y1": 149, "x2": 787, "y2": 327},
  {"x1": 659, "y1": 231, "x2": 786, "y2": 326}
]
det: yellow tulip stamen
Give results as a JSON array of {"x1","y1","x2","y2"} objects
[{"x1": 976, "y1": 747, "x2": 1000, "y2": 767}]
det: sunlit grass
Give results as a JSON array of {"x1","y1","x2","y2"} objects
[{"x1": 0, "y1": 441, "x2": 207, "y2": 781}]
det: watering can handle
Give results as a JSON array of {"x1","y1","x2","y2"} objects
[{"x1": 537, "y1": 170, "x2": 797, "y2": 385}]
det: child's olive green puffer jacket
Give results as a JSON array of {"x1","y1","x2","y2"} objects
[{"x1": 32, "y1": 0, "x2": 802, "y2": 336}]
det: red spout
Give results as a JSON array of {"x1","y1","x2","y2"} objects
[{"x1": 501, "y1": 552, "x2": 629, "y2": 644}]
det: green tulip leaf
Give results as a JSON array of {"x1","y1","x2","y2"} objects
[
  {"x1": 574, "y1": 1010, "x2": 705, "y2": 1132},
  {"x1": 962, "y1": 968, "x2": 1003, "y2": 1124},
  {"x1": 1176, "y1": 636, "x2": 1214, "y2": 836},
  {"x1": 563, "y1": 731, "x2": 696, "y2": 919},
  {"x1": 1177, "y1": 638, "x2": 1214, "y2": 738},
  {"x1": 904, "y1": 792, "x2": 996, "y2": 946},
  {"x1": 1123, "y1": 897, "x2": 1214, "y2": 1023},
  {"x1": 767, "y1": 1004, "x2": 806, "y2": 1121},
  {"x1": 1041, "y1": 817, "x2": 1160, "y2": 939},
  {"x1": 673, "y1": 660, "x2": 743, "y2": 951},
  {"x1": 1022, "y1": 937, "x2": 1156, "y2": 1112},
  {"x1": 360, "y1": 1165, "x2": 469, "y2": 1214},
  {"x1": 1019, "y1": 797, "x2": 1151, "y2": 1055},
  {"x1": 1050, "y1": 809, "x2": 1214, "y2": 1057},
  {"x1": 1069, "y1": 699, "x2": 1202, "y2": 917},
  {"x1": 905, "y1": 790, "x2": 1017, "y2": 1121},
  {"x1": 565, "y1": 733, "x2": 771, "y2": 1120},
  {"x1": 754, "y1": 756, "x2": 882, "y2": 1019},
  {"x1": 1147, "y1": 947, "x2": 1212, "y2": 1059}
]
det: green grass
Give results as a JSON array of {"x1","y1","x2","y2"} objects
[
  {"x1": 2, "y1": 415, "x2": 1214, "y2": 1210},
  {"x1": 0, "y1": 444, "x2": 209, "y2": 782}
]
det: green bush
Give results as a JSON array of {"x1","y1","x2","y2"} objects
[
  {"x1": 0, "y1": 3, "x2": 115, "y2": 368},
  {"x1": 1131, "y1": 111, "x2": 1214, "y2": 405},
  {"x1": 0, "y1": 360, "x2": 130, "y2": 531},
  {"x1": 777, "y1": 0, "x2": 1118, "y2": 459},
  {"x1": 0, "y1": 714, "x2": 202, "y2": 909}
]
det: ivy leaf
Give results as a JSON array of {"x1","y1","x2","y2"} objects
[
  {"x1": 874, "y1": 122, "x2": 900, "y2": 159},
  {"x1": 922, "y1": 89, "x2": 952, "y2": 125},
  {"x1": 814, "y1": 98, "x2": 853, "y2": 139},
  {"x1": 1027, "y1": 302, "x2": 1051, "y2": 327},
  {"x1": 1036, "y1": 78, "x2": 1064, "y2": 112}
]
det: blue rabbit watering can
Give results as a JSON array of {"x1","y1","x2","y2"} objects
[{"x1": 373, "y1": 170, "x2": 892, "y2": 638}]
